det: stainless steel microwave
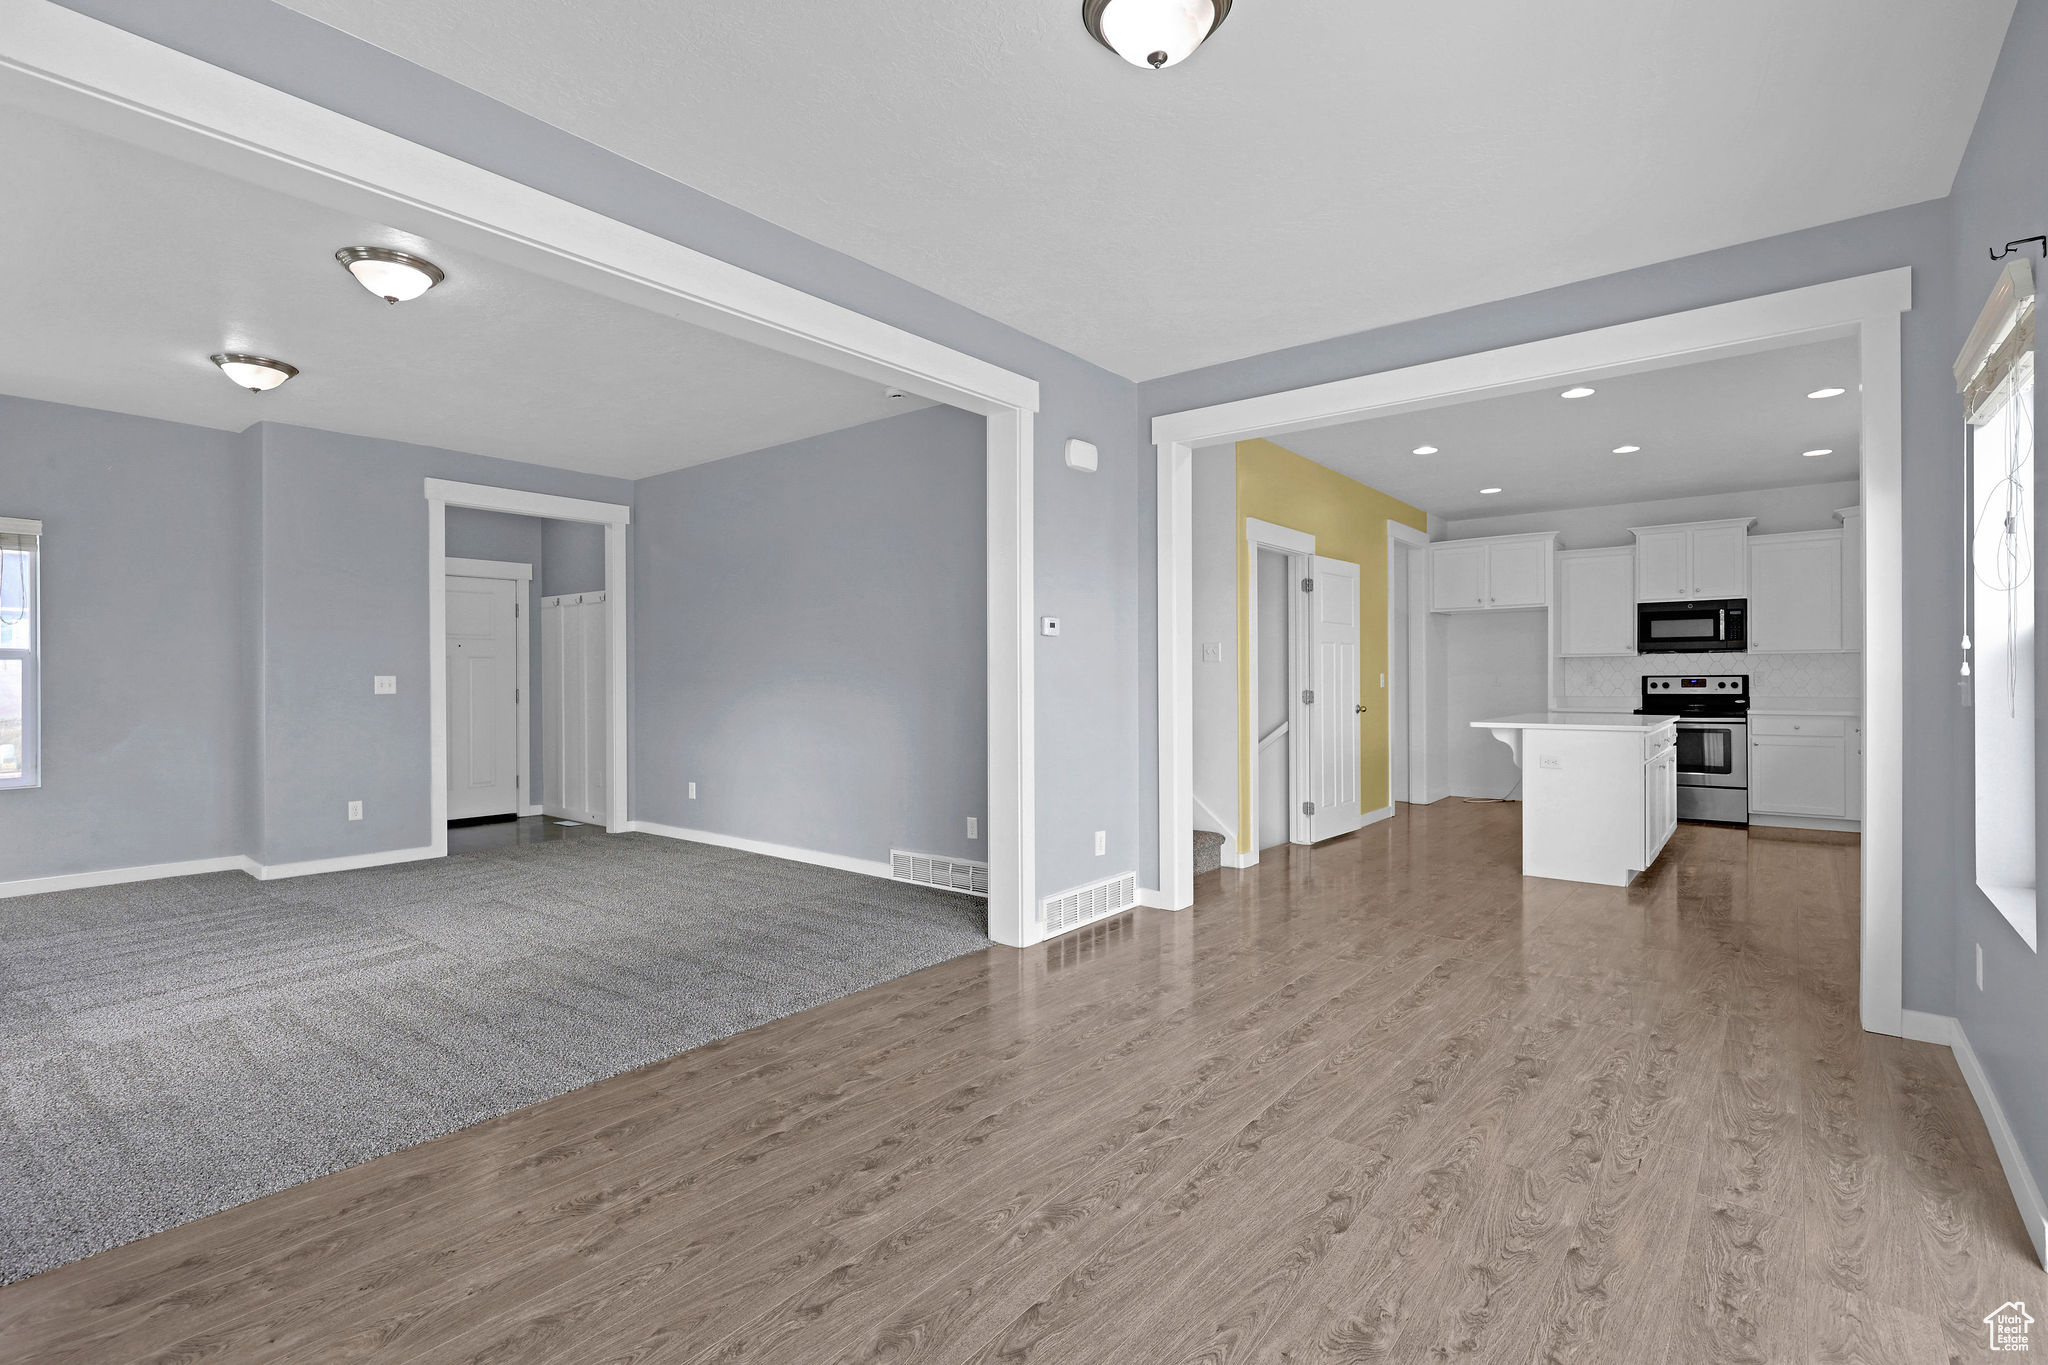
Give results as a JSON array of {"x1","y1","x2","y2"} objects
[{"x1": 1637, "y1": 598, "x2": 1747, "y2": 653}]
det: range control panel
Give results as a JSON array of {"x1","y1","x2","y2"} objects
[{"x1": 1643, "y1": 674, "x2": 1748, "y2": 696}]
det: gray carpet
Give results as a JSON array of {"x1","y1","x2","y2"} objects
[{"x1": 0, "y1": 831, "x2": 989, "y2": 1284}]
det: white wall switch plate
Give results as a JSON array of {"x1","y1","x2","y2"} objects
[
  {"x1": 688, "y1": 782, "x2": 697, "y2": 799},
  {"x1": 1041, "y1": 616, "x2": 1061, "y2": 637},
  {"x1": 347, "y1": 800, "x2": 363, "y2": 821},
  {"x1": 373, "y1": 675, "x2": 397, "y2": 694},
  {"x1": 1094, "y1": 830, "x2": 1106, "y2": 856},
  {"x1": 967, "y1": 816, "x2": 978, "y2": 839},
  {"x1": 1201, "y1": 642, "x2": 1223, "y2": 663},
  {"x1": 1539, "y1": 755, "x2": 1562, "y2": 770},
  {"x1": 1063, "y1": 438, "x2": 1098, "y2": 472}
]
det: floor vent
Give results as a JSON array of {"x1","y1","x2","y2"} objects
[
  {"x1": 891, "y1": 850, "x2": 990, "y2": 896},
  {"x1": 1040, "y1": 871, "x2": 1138, "y2": 936}
]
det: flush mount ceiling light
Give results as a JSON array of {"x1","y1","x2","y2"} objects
[
  {"x1": 210, "y1": 353, "x2": 298, "y2": 392},
  {"x1": 1479, "y1": 487, "x2": 1503, "y2": 495},
  {"x1": 1082, "y1": 0, "x2": 1231, "y2": 70},
  {"x1": 335, "y1": 246, "x2": 445, "y2": 303},
  {"x1": 1808, "y1": 386, "x2": 1847, "y2": 399},
  {"x1": 1803, "y1": 448, "x2": 1834, "y2": 458},
  {"x1": 1412, "y1": 445, "x2": 1438, "y2": 455},
  {"x1": 1612, "y1": 445, "x2": 1642, "y2": 454},
  {"x1": 1560, "y1": 386, "x2": 1596, "y2": 399}
]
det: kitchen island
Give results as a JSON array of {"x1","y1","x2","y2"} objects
[{"x1": 1473, "y1": 712, "x2": 1679, "y2": 886}]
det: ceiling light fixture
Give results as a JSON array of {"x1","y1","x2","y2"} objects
[
  {"x1": 1412, "y1": 445, "x2": 1438, "y2": 455},
  {"x1": 1082, "y1": 0, "x2": 1231, "y2": 70},
  {"x1": 335, "y1": 246, "x2": 445, "y2": 303},
  {"x1": 1808, "y1": 387, "x2": 1847, "y2": 399},
  {"x1": 1803, "y1": 448, "x2": 1834, "y2": 458},
  {"x1": 1612, "y1": 445, "x2": 1641, "y2": 454},
  {"x1": 210, "y1": 353, "x2": 298, "y2": 392},
  {"x1": 1479, "y1": 487, "x2": 1502, "y2": 495},
  {"x1": 1560, "y1": 386, "x2": 1596, "y2": 399}
]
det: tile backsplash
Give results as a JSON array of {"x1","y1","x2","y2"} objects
[{"x1": 1563, "y1": 651, "x2": 1861, "y2": 700}]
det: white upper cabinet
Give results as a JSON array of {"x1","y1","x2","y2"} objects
[
  {"x1": 1429, "y1": 534, "x2": 1557, "y2": 612},
  {"x1": 1556, "y1": 548, "x2": 1636, "y2": 655},
  {"x1": 1486, "y1": 538, "x2": 1551, "y2": 608},
  {"x1": 1429, "y1": 542, "x2": 1490, "y2": 612},
  {"x1": 1630, "y1": 518, "x2": 1755, "y2": 601},
  {"x1": 1749, "y1": 529, "x2": 1844, "y2": 652}
]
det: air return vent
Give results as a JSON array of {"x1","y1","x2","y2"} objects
[
  {"x1": 1040, "y1": 871, "x2": 1138, "y2": 936},
  {"x1": 891, "y1": 850, "x2": 989, "y2": 896}
]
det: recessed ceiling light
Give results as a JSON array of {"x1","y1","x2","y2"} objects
[
  {"x1": 1479, "y1": 487, "x2": 1503, "y2": 495},
  {"x1": 1803, "y1": 448, "x2": 1834, "y2": 458},
  {"x1": 1560, "y1": 386, "x2": 1596, "y2": 399},
  {"x1": 336, "y1": 246, "x2": 445, "y2": 303},
  {"x1": 1412, "y1": 445, "x2": 1438, "y2": 455},
  {"x1": 1612, "y1": 445, "x2": 1641, "y2": 454},
  {"x1": 1808, "y1": 387, "x2": 1847, "y2": 399},
  {"x1": 210, "y1": 353, "x2": 298, "y2": 392}
]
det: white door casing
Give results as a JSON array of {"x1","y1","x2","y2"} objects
[
  {"x1": 446, "y1": 575, "x2": 521, "y2": 819},
  {"x1": 1305, "y1": 555, "x2": 1364, "y2": 842}
]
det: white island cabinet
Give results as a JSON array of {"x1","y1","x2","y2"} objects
[{"x1": 1473, "y1": 713, "x2": 1679, "y2": 886}]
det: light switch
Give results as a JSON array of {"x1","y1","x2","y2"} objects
[
  {"x1": 373, "y1": 675, "x2": 397, "y2": 695},
  {"x1": 1094, "y1": 830, "x2": 1107, "y2": 856},
  {"x1": 1201, "y1": 642, "x2": 1223, "y2": 663}
]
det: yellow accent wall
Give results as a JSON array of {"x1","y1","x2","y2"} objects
[{"x1": 1235, "y1": 439, "x2": 1428, "y2": 852}]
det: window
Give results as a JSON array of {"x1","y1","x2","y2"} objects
[
  {"x1": 0, "y1": 518, "x2": 38, "y2": 791},
  {"x1": 1959, "y1": 261, "x2": 2037, "y2": 948}
]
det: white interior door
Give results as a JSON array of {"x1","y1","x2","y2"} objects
[
  {"x1": 446, "y1": 574, "x2": 520, "y2": 820},
  {"x1": 1389, "y1": 549, "x2": 1410, "y2": 802},
  {"x1": 542, "y1": 591, "x2": 609, "y2": 824},
  {"x1": 1305, "y1": 555, "x2": 1364, "y2": 842}
]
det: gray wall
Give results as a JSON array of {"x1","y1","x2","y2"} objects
[
  {"x1": 632, "y1": 406, "x2": 986, "y2": 864},
  {"x1": 59, "y1": 0, "x2": 1158, "y2": 899},
  {"x1": 0, "y1": 395, "x2": 257, "y2": 881},
  {"x1": 251, "y1": 423, "x2": 630, "y2": 865},
  {"x1": 542, "y1": 520, "x2": 605, "y2": 597},
  {"x1": 1947, "y1": 0, "x2": 2048, "y2": 1231}
]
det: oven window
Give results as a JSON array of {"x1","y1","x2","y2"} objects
[
  {"x1": 1648, "y1": 615, "x2": 1716, "y2": 640},
  {"x1": 1676, "y1": 727, "x2": 1735, "y2": 775}
]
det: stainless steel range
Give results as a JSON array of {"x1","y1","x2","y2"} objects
[{"x1": 1636, "y1": 673, "x2": 1749, "y2": 825}]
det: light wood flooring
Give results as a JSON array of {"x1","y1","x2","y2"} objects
[{"x1": 1, "y1": 800, "x2": 2038, "y2": 1363}]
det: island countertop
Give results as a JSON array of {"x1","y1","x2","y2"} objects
[{"x1": 1471, "y1": 712, "x2": 1677, "y2": 733}]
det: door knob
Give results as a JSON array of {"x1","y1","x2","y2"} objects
[{"x1": 1355, "y1": 704, "x2": 1368, "y2": 713}]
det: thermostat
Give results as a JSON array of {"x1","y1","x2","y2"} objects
[{"x1": 1063, "y1": 439, "x2": 1098, "y2": 473}]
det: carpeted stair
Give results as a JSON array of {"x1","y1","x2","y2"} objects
[{"x1": 1193, "y1": 828, "x2": 1225, "y2": 877}]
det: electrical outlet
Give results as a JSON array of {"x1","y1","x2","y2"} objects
[
  {"x1": 347, "y1": 800, "x2": 363, "y2": 821},
  {"x1": 373, "y1": 675, "x2": 396, "y2": 695},
  {"x1": 1539, "y1": 755, "x2": 1562, "y2": 770},
  {"x1": 688, "y1": 782, "x2": 697, "y2": 799},
  {"x1": 1094, "y1": 830, "x2": 1106, "y2": 856},
  {"x1": 1977, "y1": 942, "x2": 1984, "y2": 990},
  {"x1": 967, "y1": 816, "x2": 978, "y2": 839}
]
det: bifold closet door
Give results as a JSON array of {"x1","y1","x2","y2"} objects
[{"x1": 541, "y1": 591, "x2": 608, "y2": 824}]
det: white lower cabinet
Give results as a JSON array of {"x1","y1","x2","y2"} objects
[
  {"x1": 1749, "y1": 715, "x2": 1848, "y2": 818},
  {"x1": 1643, "y1": 747, "x2": 1678, "y2": 867}
]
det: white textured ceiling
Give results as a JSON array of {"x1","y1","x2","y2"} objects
[
  {"x1": 0, "y1": 106, "x2": 931, "y2": 479},
  {"x1": 275, "y1": 0, "x2": 2013, "y2": 380},
  {"x1": 1272, "y1": 337, "x2": 1861, "y2": 521}
]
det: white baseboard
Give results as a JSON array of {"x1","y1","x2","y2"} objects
[
  {"x1": 0, "y1": 854, "x2": 255, "y2": 899},
  {"x1": 1221, "y1": 847, "x2": 1259, "y2": 869},
  {"x1": 1360, "y1": 804, "x2": 1395, "y2": 828},
  {"x1": 251, "y1": 845, "x2": 440, "y2": 881},
  {"x1": 626, "y1": 821, "x2": 894, "y2": 880},
  {"x1": 1750, "y1": 813, "x2": 1861, "y2": 833},
  {"x1": 519, "y1": 804, "x2": 542, "y2": 817},
  {"x1": 1900, "y1": 1010, "x2": 2047, "y2": 1267},
  {"x1": 1136, "y1": 888, "x2": 1174, "y2": 909}
]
